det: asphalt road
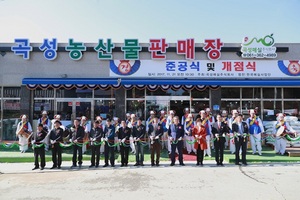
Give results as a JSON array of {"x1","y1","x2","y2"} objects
[{"x1": 0, "y1": 161, "x2": 299, "y2": 200}]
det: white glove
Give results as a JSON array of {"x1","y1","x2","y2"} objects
[
  {"x1": 155, "y1": 136, "x2": 159, "y2": 139},
  {"x1": 69, "y1": 139, "x2": 72, "y2": 142},
  {"x1": 215, "y1": 134, "x2": 219, "y2": 138},
  {"x1": 169, "y1": 137, "x2": 173, "y2": 141},
  {"x1": 93, "y1": 138, "x2": 96, "y2": 142},
  {"x1": 101, "y1": 138, "x2": 104, "y2": 142},
  {"x1": 31, "y1": 140, "x2": 35, "y2": 145},
  {"x1": 150, "y1": 136, "x2": 154, "y2": 140},
  {"x1": 74, "y1": 139, "x2": 77, "y2": 143},
  {"x1": 195, "y1": 135, "x2": 199, "y2": 138},
  {"x1": 118, "y1": 139, "x2": 121, "y2": 143},
  {"x1": 133, "y1": 137, "x2": 137, "y2": 141},
  {"x1": 105, "y1": 137, "x2": 108, "y2": 141},
  {"x1": 122, "y1": 138, "x2": 126, "y2": 143},
  {"x1": 178, "y1": 137, "x2": 182, "y2": 141},
  {"x1": 50, "y1": 140, "x2": 55, "y2": 144}
]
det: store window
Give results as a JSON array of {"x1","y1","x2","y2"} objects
[
  {"x1": 56, "y1": 88, "x2": 76, "y2": 98},
  {"x1": 191, "y1": 88, "x2": 210, "y2": 116},
  {"x1": 262, "y1": 88, "x2": 279, "y2": 99},
  {"x1": 146, "y1": 88, "x2": 189, "y2": 96},
  {"x1": 94, "y1": 89, "x2": 115, "y2": 98},
  {"x1": 263, "y1": 101, "x2": 282, "y2": 121},
  {"x1": 284, "y1": 101, "x2": 300, "y2": 117},
  {"x1": 275, "y1": 88, "x2": 282, "y2": 99},
  {"x1": 221, "y1": 88, "x2": 240, "y2": 98},
  {"x1": 56, "y1": 102, "x2": 72, "y2": 120},
  {"x1": 76, "y1": 89, "x2": 93, "y2": 98},
  {"x1": 242, "y1": 100, "x2": 261, "y2": 118},
  {"x1": 126, "y1": 100, "x2": 145, "y2": 120},
  {"x1": 3, "y1": 87, "x2": 21, "y2": 140},
  {"x1": 126, "y1": 88, "x2": 145, "y2": 98},
  {"x1": 145, "y1": 99, "x2": 168, "y2": 118},
  {"x1": 191, "y1": 100, "x2": 209, "y2": 114},
  {"x1": 284, "y1": 88, "x2": 300, "y2": 99},
  {"x1": 242, "y1": 88, "x2": 261, "y2": 99},
  {"x1": 221, "y1": 87, "x2": 241, "y2": 116},
  {"x1": 221, "y1": 100, "x2": 240, "y2": 115},
  {"x1": 33, "y1": 89, "x2": 55, "y2": 120},
  {"x1": 56, "y1": 88, "x2": 94, "y2": 98},
  {"x1": 94, "y1": 89, "x2": 116, "y2": 120},
  {"x1": 94, "y1": 99, "x2": 115, "y2": 120},
  {"x1": 191, "y1": 88, "x2": 209, "y2": 99}
]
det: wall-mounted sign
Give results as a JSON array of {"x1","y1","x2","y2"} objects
[
  {"x1": 203, "y1": 38, "x2": 223, "y2": 60},
  {"x1": 8, "y1": 37, "x2": 226, "y2": 61},
  {"x1": 241, "y1": 34, "x2": 277, "y2": 58},
  {"x1": 213, "y1": 105, "x2": 220, "y2": 111},
  {"x1": 110, "y1": 60, "x2": 300, "y2": 79}
]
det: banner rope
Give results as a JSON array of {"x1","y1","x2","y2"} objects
[{"x1": 1, "y1": 134, "x2": 300, "y2": 149}]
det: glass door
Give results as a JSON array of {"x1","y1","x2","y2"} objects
[
  {"x1": 170, "y1": 99, "x2": 190, "y2": 120},
  {"x1": 56, "y1": 98, "x2": 92, "y2": 128},
  {"x1": 145, "y1": 96, "x2": 190, "y2": 119}
]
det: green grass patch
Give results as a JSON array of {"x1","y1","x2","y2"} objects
[
  {"x1": 223, "y1": 146, "x2": 300, "y2": 163},
  {"x1": 1, "y1": 145, "x2": 299, "y2": 163}
]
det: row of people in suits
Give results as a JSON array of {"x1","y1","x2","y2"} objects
[
  {"x1": 32, "y1": 115, "x2": 240, "y2": 170},
  {"x1": 31, "y1": 117, "x2": 159, "y2": 170},
  {"x1": 32, "y1": 113, "x2": 241, "y2": 170},
  {"x1": 31, "y1": 114, "x2": 210, "y2": 170},
  {"x1": 18, "y1": 107, "x2": 255, "y2": 170},
  {"x1": 26, "y1": 108, "x2": 298, "y2": 170}
]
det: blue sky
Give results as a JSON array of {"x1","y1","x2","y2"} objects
[{"x1": 0, "y1": 0, "x2": 299, "y2": 43}]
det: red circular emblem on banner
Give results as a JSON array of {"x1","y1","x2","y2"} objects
[{"x1": 118, "y1": 60, "x2": 132, "y2": 75}]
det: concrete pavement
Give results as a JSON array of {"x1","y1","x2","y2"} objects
[{"x1": 0, "y1": 161, "x2": 299, "y2": 200}]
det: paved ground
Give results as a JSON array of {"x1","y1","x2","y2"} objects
[{"x1": 0, "y1": 161, "x2": 300, "y2": 200}]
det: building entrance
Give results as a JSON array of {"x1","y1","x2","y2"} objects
[
  {"x1": 53, "y1": 98, "x2": 92, "y2": 128},
  {"x1": 170, "y1": 100, "x2": 190, "y2": 122},
  {"x1": 145, "y1": 96, "x2": 190, "y2": 120}
]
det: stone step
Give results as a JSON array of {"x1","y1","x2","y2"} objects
[
  {"x1": 287, "y1": 151, "x2": 300, "y2": 157},
  {"x1": 286, "y1": 147, "x2": 300, "y2": 157}
]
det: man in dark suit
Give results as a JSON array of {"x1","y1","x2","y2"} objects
[
  {"x1": 118, "y1": 120, "x2": 131, "y2": 167},
  {"x1": 132, "y1": 118, "x2": 146, "y2": 166},
  {"x1": 212, "y1": 114, "x2": 230, "y2": 166},
  {"x1": 49, "y1": 120, "x2": 64, "y2": 169},
  {"x1": 103, "y1": 119, "x2": 116, "y2": 167},
  {"x1": 168, "y1": 116, "x2": 185, "y2": 166},
  {"x1": 89, "y1": 120, "x2": 104, "y2": 168},
  {"x1": 32, "y1": 124, "x2": 48, "y2": 170},
  {"x1": 231, "y1": 114, "x2": 249, "y2": 165},
  {"x1": 70, "y1": 119, "x2": 85, "y2": 168},
  {"x1": 148, "y1": 117, "x2": 164, "y2": 166}
]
